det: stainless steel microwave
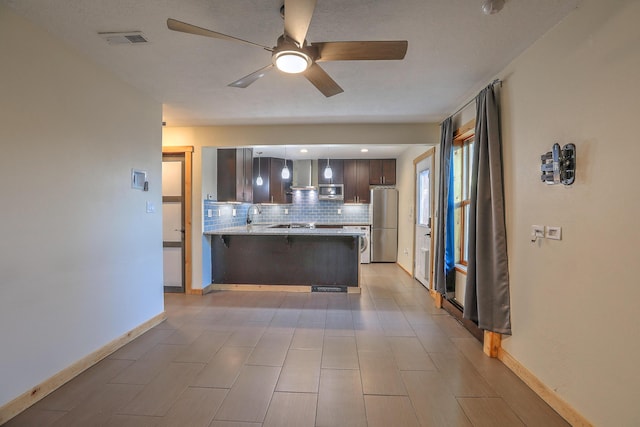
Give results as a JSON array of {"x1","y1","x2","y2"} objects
[{"x1": 318, "y1": 184, "x2": 344, "y2": 200}]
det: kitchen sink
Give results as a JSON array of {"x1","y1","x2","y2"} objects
[{"x1": 268, "y1": 223, "x2": 316, "y2": 229}]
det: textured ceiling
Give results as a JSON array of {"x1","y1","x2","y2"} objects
[{"x1": 3, "y1": 0, "x2": 580, "y2": 126}]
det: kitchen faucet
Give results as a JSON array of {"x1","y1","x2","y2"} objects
[{"x1": 246, "y1": 204, "x2": 262, "y2": 225}]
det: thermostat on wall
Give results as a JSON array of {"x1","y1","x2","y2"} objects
[{"x1": 131, "y1": 169, "x2": 147, "y2": 190}]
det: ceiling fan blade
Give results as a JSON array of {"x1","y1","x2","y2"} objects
[
  {"x1": 167, "y1": 18, "x2": 272, "y2": 51},
  {"x1": 228, "y1": 64, "x2": 274, "y2": 88},
  {"x1": 303, "y1": 63, "x2": 343, "y2": 97},
  {"x1": 313, "y1": 41, "x2": 408, "y2": 61},
  {"x1": 284, "y1": 0, "x2": 317, "y2": 46}
]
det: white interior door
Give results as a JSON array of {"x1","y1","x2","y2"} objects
[
  {"x1": 414, "y1": 155, "x2": 433, "y2": 289},
  {"x1": 162, "y1": 157, "x2": 184, "y2": 292}
]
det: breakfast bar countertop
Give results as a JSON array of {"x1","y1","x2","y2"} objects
[{"x1": 204, "y1": 224, "x2": 365, "y2": 237}]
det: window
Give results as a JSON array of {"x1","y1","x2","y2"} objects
[
  {"x1": 453, "y1": 133, "x2": 474, "y2": 266},
  {"x1": 418, "y1": 169, "x2": 430, "y2": 227}
]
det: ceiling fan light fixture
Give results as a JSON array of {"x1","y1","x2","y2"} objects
[{"x1": 274, "y1": 50, "x2": 311, "y2": 74}]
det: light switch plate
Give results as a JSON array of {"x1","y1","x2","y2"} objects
[
  {"x1": 546, "y1": 226, "x2": 562, "y2": 240},
  {"x1": 531, "y1": 225, "x2": 545, "y2": 241},
  {"x1": 145, "y1": 201, "x2": 155, "y2": 213}
]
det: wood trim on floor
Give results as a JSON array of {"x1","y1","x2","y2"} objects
[
  {"x1": 483, "y1": 330, "x2": 501, "y2": 358},
  {"x1": 432, "y1": 290, "x2": 443, "y2": 308},
  {"x1": 0, "y1": 312, "x2": 166, "y2": 425},
  {"x1": 498, "y1": 348, "x2": 594, "y2": 427}
]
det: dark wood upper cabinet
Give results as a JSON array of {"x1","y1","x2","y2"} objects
[
  {"x1": 344, "y1": 159, "x2": 370, "y2": 203},
  {"x1": 253, "y1": 157, "x2": 291, "y2": 204},
  {"x1": 317, "y1": 158, "x2": 344, "y2": 185},
  {"x1": 217, "y1": 148, "x2": 253, "y2": 202},
  {"x1": 369, "y1": 159, "x2": 396, "y2": 185}
]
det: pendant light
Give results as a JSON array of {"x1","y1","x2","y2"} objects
[
  {"x1": 256, "y1": 152, "x2": 263, "y2": 186},
  {"x1": 324, "y1": 158, "x2": 333, "y2": 180},
  {"x1": 281, "y1": 146, "x2": 290, "y2": 180}
]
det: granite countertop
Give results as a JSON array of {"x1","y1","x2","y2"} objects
[{"x1": 205, "y1": 224, "x2": 366, "y2": 236}]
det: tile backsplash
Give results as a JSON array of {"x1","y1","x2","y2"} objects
[{"x1": 203, "y1": 190, "x2": 370, "y2": 231}]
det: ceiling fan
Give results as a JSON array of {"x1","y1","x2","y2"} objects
[{"x1": 167, "y1": 0, "x2": 408, "y2": 97}]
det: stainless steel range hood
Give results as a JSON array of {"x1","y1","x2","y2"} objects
[{"x1": 291, "y1": 159, "x2": 318, "y2": 190}]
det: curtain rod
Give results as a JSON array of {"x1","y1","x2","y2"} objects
[{"x1": 450, "y1": 79, "x2": 502, "y2": 119}]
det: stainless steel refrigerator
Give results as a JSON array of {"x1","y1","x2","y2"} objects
[{"x1": 371, "y1": 188, "x2": 398, "y2": 262}]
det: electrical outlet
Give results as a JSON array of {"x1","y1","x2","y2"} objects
[
  {"x1": 145, "y1": 201, "x2": 155, "y2": 213},
  {"x1": 337, "y1": 208, "x2": 342, "y2": 215},
  {"x1": 545, "y1": 226, "x2": 562, "y2": 240},
  {"x1": 232, "y1": 208, "x2": 236, "y2": 217},
  {"x1": 284, "y1": 208, "x2": 289, "y2": 215},
  {"x1": 218, "y1": 209, "x2": 221, "y2": 217},
  {"x1": 207, "y1": 209, "x2": 213, "y2": 218}
]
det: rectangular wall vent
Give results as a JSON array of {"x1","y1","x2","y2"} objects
[{"x1": 98, "y1": 31, "x2": 149, "y2": 45}]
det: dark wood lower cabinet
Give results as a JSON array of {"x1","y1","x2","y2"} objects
[{"x1": 211, "y1": 234, "x2": 359, "y2": 287}]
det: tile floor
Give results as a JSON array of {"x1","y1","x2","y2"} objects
[{"x1": 5, "y1": 264, "x2": 569, "y2": 426}]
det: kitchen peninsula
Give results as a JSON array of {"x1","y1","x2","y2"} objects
[{"x1": 205, "y1": 224, "x2": 363, "y2": 292}]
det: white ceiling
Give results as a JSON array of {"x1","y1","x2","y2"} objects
[{"x1": 3, "y1": 0, "x2": 579, "y2": 127}]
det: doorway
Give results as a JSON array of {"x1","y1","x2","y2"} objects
[
  {"x1": 413, "y1": 148, "x2": 435, "y2": 289},
  {"x1": 162, "y1": 147, "x2": 193, "y2": 293}
]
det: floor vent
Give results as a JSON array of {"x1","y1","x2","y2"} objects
[
  {"x1": 98, "y1": 31, "x2": 149, "y2": 45},
  {"x1": 312, "y1": 285, "x2": 347, "y2": 293}
]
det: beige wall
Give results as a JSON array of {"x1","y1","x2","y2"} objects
[
  {"x1": 163, "y1": 123, "x2": 439, "y2": 289},
  {"x1": 0, "y1": 6, "x2": 164, "y2": 409},
  {"x1": 496, "y1": 0, "x2": 640, "y2": 424}
]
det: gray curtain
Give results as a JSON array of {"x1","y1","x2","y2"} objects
[
  {"x1": 434, "y1": 117, "x2": 454, "y2": 296},
  {"x1": 463, "y1": 84, "x2": 512, "y2": 335}
]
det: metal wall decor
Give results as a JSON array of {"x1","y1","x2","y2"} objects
[{"x1": 541, "y1": 143, "x2": 576, "y2": 185}]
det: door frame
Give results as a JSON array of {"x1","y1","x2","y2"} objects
[
  {"x1": 162, "y1": 146, "x2": 193, "y2": 294},
  {"x1": 412, "y1": 147, "x2": 436, "y2": 289}
]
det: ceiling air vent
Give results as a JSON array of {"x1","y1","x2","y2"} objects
[{"x1": 98, "y1": 31, "x2": 149, "y2": 45}]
